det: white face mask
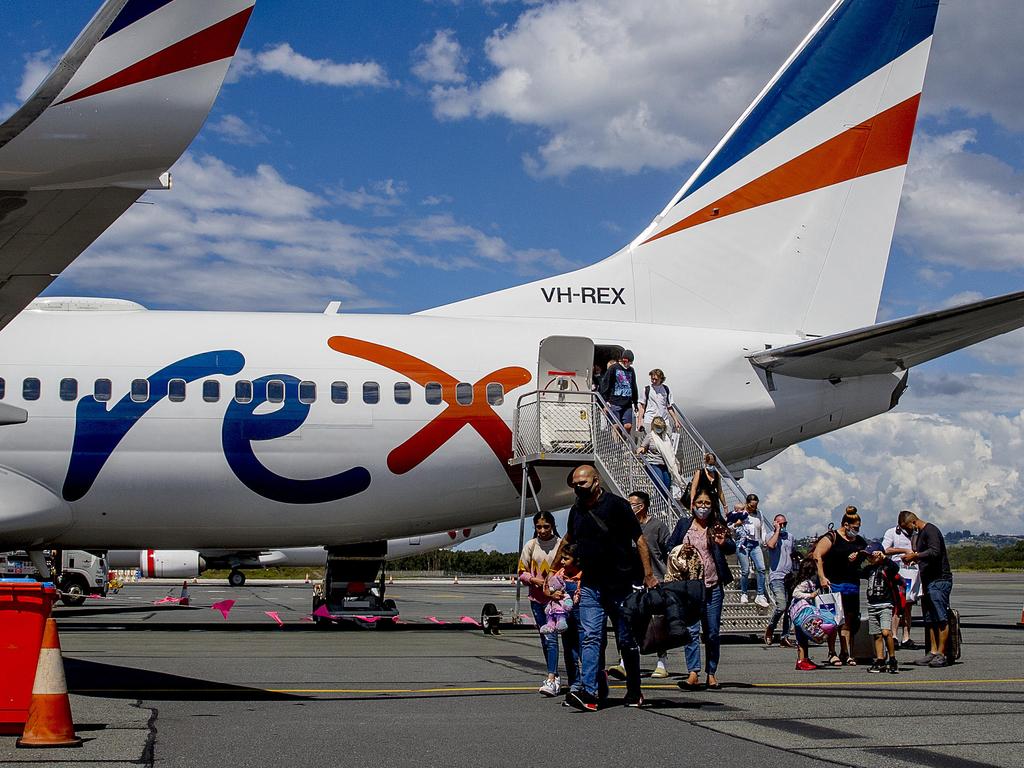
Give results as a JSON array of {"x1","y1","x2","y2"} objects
[{"x1": 693, "y1": 507, "x2": 711, "y2": 520}]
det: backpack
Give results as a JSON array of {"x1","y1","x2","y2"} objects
[{"x1": 643, "y1": 384, "x2": 670, "y2": 408}]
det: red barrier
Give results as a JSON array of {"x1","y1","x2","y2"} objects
[{"x1": 0, "y1": 580, "x2": 57, "y2": 735}]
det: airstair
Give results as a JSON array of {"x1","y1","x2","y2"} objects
[{"x1": 510, "y1": 389, "x2": 777, "y2": 635}]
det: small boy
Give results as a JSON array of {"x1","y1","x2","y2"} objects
[{"x1": 862, "y1": 542, "x2": 903, "y2": 674}]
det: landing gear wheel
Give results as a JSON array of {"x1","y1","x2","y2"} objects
[
  {"x1": 228, "y1": 569, "x2": 246, "y2": 587},
  {"x1": 377, "y1": 598, "x2": 398, "y2": 631}
]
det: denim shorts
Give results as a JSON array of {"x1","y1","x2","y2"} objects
[
  {"x1": 867, "y1": 603, "x2": 893, "y2": 635},
  {"x1": 922, "y1": 578, "x2": 953, "y2": 624},
  {"x1": 608, "y1": 402, "x2": 634, "y2": 425}
]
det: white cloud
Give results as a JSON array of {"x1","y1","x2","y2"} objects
[
  {"x1": 921, "y1": 1, "x2": 1024, "y2": 132},
  {"x1": 896, "y1": 130, "x2": 1024, "y2": 272},
  {"x1": 253, "y1": 43, "x2": 390, "y2": 87},
  {"x1": 412, "y1": 30, "x2": 467, "y2": 84},
  {"x1": 747, "y1": 410, "x2": 1024, "y2": 538},
  {"x1": 329, "y1": 179, "x2": 406, "y2": 214},
  {"x1": 427, "y1": 0, "x2": 827, "y2": 176},
  {"x1": 16, "y1": 49, "x2": 55, "y2": 101},
  {"x1": 52, "y1": 154, "x2": 566, "y2": 311},
  {"x1": 208, "y1": 114, "x2": 268, "y2": 146}
]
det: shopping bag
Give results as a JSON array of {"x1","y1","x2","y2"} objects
[
  {"x1": 899, "y1": 567, "x2": 921, "y2": 603},
  {"x1": 814, "y1": 588, "x2": 845, "y2": 626}
]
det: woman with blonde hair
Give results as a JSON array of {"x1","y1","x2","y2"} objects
[{"x1": 637, "y1": 416, "x2": 684, "y2": 491}]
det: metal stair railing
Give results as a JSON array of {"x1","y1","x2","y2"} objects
[{"x1": 671, "y1": 405, "x2": 780, "y2": 627}]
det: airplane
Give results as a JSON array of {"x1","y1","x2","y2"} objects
[
  {"x1": 1, "y1": 0, "x2": 1022, "y2": 593},
  {"x1": 107, "y1": 524, "x2": 497, "y2": 585}
]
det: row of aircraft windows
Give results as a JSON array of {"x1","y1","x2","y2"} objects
[{"x1": 0, "y1": 377, "x2": 504, "y2": 406}]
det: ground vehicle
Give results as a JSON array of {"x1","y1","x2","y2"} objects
[{"x1": 0, "y1": 549, "x2": 108, "y2": 606}]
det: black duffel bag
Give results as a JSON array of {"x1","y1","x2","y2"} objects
[{"x1": 623, "y1": 580, "x2": 705, "y2": 655}]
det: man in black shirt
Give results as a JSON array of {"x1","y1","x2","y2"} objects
[
  {"x1": 559, "y1": 465, "x2": 657, "y2": 710},
  {"x1": 899, "y1": 511, "x2": 954, "y2": 667}
]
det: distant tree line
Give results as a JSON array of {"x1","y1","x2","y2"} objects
[
  {"x1": 389, "y1": 549, "x2": 519, "y2": 575},
  {"x1": 948, "y1": 541, "x2": 1024, "y2": 571}
]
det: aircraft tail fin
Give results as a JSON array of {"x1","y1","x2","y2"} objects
[{"x1": 425, "y1": 0, "x2": 940, "y2": 337}]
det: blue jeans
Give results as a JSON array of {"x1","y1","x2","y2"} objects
[
  {"x1": 649, "y1": 463, "x2": 671, "y2": 489},
  {"x1": 767, "y1": 577, "x2": 792, "y2": 639},
  {"x1": 561, "y1": 583, "x2": 580, "y2": 687},
  {"x1": 578, "y1": 584, "x2": 640, "y2": 698},
  {"x1": 683, "y1": 585, "x2": 723, "y2": 675},
  {"x1": 922, "y1": 578, "x2": 953, "y2": 625},
  {"x1": 530, "y1": 601, "x2": 559, "y2": 675},
  {"x1": 736, "y1": 543, "x2": 766, "y2": 596}
]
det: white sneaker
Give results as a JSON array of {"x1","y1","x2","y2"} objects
[
  {"x1": 650, "y1": 663, "x2": 669, "y2": 679},
  {"x1": 739, "y1": 594, "x2": 750, "y2": 604},
  {"x1": 754, "y1": 595, "x2": 770, "y2": 609},
  {"x1": 539, "y1": 678, "x2": 558, "y2": 697}
]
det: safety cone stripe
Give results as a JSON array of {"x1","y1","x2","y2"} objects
[
  {"x1": 16, "y1": 618, "x2": 82, "y2": 749},
  {"x1": 30, "y1": 649, "x2": 69, "y2": 695}
]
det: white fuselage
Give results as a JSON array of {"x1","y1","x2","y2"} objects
[{"x1": 0, "y1": 306, "x2": 903, "y2": 549}]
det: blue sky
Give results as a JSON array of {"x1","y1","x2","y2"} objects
[{"x1": 3, "y1": 1, "x2": 1023, "y2": 547}]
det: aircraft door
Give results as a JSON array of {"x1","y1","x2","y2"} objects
[{"x1": 537, "y1": 336, "x2": 594, "y2": 451}]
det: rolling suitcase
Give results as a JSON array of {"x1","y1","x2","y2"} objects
[{"x1": 924, "y1": 607, "x2": 961, "y2": 661}]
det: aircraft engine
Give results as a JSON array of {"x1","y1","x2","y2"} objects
[{"x1": 139, "y1": 549, "x2": 206, "y2": 578}]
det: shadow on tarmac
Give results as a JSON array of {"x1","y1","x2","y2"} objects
[{"x1": 64, "y1": 658, "x2": 308, "y2": 702}]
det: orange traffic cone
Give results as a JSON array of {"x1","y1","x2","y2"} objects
[
  {"x1": 304, "y1": 572, "x2": 310, "y2": 584},
  {"x1": 179, "y1": 581, "x2": 190, "y2": 607},
  {"x1": 17, "y1": 619, "x2": 82, "y2": 748},
  {"x1": 1018, "y1": 601, "x2": 1024, "y2": 626},
  {"x1": 453, "y1": 575, "x2": 460, "y2": 585}
]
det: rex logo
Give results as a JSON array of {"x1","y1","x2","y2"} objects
[{"x1": 327, "y1": 337, "x2": 531, "y2": 484}]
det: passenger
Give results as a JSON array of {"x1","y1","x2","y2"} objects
[
  {"x1": 763, "y1": 511, "x2": 796, "y2": 648},
  {"x1": 518, "y1": 510, "x2": 564, "y2": 697},
  {"x1": 667, "y1": 491, "x2": 735, "y2": 690},
  {"x1": 861, "y1": 543, "x2": 902, "y2": 674},
  {"x1": 899, "y1": 511, "x2": 954, "y2": 667},
  {"x1": 553, "y1": 545, "x2": 582, "y2": 691},
  {"x1": 599, "y1": 350, "x2": 639, "y2": 438},
  {"x1": 882, "y1": 520, "x2": 919, "y2": 648},
  {"x1": 728, "y1": 501, "x2": 768, "y2": 607},
  {"x1": 664, "y1": 539, "x2": 705, "y2": 689},
  {"x1": 559, "y1": 465, "x2": 658, "y2": 711},
  {"x1": 636, "y1": 369, "x2": 683, "y2": 435},
  {"x1": 621, "y1": 492, "x2": 671, "y2": 678},
  {"x1": 690, "y1": 452, "x2": 728, "y2": 519},
  {"x1": 790, "y1": 557, "x2": 828, "y2": 670},
  {"x1": 637, "y1": 417, "x2": 685, "y2": 492},
  {"x1": 812, "y1": 506, "x2": 867, "y2": 666}
]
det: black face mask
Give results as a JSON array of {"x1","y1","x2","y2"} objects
[{"x1": 574, "y1": 485, "x2": 591, "y2": 500}]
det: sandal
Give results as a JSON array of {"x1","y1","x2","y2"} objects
[
  {"x1": 840, "y1": 654, "x2": 857, "y2": 666},
  {"x1": 827, "y1": 654, "x2": 842, "y2": 667}
]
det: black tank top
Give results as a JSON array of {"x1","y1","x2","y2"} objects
[{"x1": 823, "y1": 531, "x2": 867, "y2": 584}]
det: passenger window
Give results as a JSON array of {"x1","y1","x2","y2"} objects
[
  {"x1": 168, "y1": 378, "x2": 186, "y2": 403},
  {"x1": 425, "y1": 382, "x2": 442, "y2": 405},
  {"x1": 234, "y1": 380, "x2": 252, "y2": 404},
  {"x1": 394, "y1": 382, "x2": 411, "y2": 404},
  {"x1": 363, "y1": 381, "x2": 379, "y2": 404},
  {"x1": 456, "y1": 382, "x2": 473, "y2": 405},
  {"x1": 298, "y1": 380, "x2": 316, "y2": 404},
  {"x1": 60, "y1": 378, "x2": 78, "y2": 402},
  {"x1": 130, "y1": 379, "x2": 149, "y2": 403},
  {"x1": 203, "y1": 380, "x2": 220, "y2": 403},
  {"x1": 23, "y1": 378, "x2": 40, "y2": 401},
  {"x1": 331, "y1": 381, "x2": 348, "y2": 404},
  {"x1": 94, "y1": 378, "x2": 112, "y2": 402},
  {"x1": 486, "y1": 383, "x2": 504, "y2": 406},
  {"x1": 267, "y1": 380, "x2": 285, "y2": 403},
  {"x1": 0, "y1": 377, "x2": 5, "y2": 400}
]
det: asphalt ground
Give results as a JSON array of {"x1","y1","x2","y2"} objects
[{"x1": 1, "y1": 572, "x2": 1022, "y2": 767}]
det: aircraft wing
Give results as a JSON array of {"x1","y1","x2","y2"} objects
[
  {"x1": 748, "y1": 289, "x2": 1024, "y2": 380},
  {"x1": 0, "y1": 0, "x2": 255, "y2": 330}
]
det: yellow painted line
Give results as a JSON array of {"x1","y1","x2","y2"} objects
[
  {"x1": 71, "y1": 678, "x2": 1024, "y2": 695},
  {"x1": 749, "y1": 677, "x2": 1024, "y2": 688}
]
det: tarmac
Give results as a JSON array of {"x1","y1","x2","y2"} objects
[{"x1": 1, "y1": 572, "x2": 1022, "y2": 767}]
